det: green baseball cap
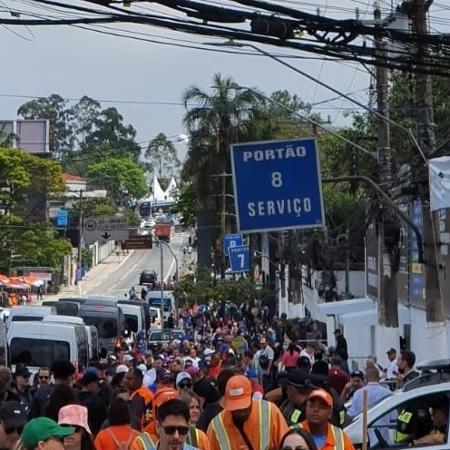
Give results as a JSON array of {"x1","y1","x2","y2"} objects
[{"x1": 21, "y1": 417, "x2": 74, "y2": 448}]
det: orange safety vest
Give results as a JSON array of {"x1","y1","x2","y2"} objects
[{"x1": 131, "y1": 386, "x2": 154, "y2": 427}]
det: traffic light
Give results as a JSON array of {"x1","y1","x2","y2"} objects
[{"x1": 251, "y1": 17, "x2": 295, "y2": 40}]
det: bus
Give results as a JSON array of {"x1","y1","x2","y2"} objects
[{"x1": 139, "y1": 201, "x2": 151, "y2": 218}]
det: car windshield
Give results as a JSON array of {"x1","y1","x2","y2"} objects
[{"x1": 81, "y1": 316, "x2": 117, "y2": 339}]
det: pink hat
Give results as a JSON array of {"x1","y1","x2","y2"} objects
[
  {"x1": 58, "y1": 404, "x2": 92, "y2": 435},
  {"x1": 186, "y1": 366, "x2": 199, "y2": 377}
]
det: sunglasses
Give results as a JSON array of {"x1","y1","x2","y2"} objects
[
  {"x1": 61, "y1": 424, "x2": 83, "y2": 433},
  {"x1": 161, "y1": 425, "x2": 190, "y2": 436},
  {"x1": 39, "y1": 376, "x2": 50, "y2": 380},
  {"x1": 4, "y1": 425, "x2": 24, "y2": 435},
  {"x1": 281, "y1": 447, "x2": 308, "y2": 450},
  {"x1": 179, "y1": 382, "x2": 192, "y2": 389}
]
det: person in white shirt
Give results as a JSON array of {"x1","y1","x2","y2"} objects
[
  {"x1": 385, "y1": 348, "x2": 398, "y2": 379},
  {"x1": 299, "y1": 342, "x2": 316, "y2": 365}
]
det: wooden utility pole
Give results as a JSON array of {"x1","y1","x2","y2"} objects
[
  {"x1": 411, "y1": 0, "x2": 447, "y2": 339},
  {"x1": 375, "y1": 5, "x2": 399, "y2": 329}
]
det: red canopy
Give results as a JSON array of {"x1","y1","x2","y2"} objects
[{"x1": 0, "y1": 275, "x2": 9, "y2": 285}]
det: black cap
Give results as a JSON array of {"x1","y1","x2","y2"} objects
[
  {"x1": 285, "y1": 369, "x2": 310, "y2": 389},
  {"x1": 193, "y1": 379, "x2": 219, "y2": 403},
  {"x1": 351, "y1": 370, "x2": 365, "y2": 380},
  {"x1": 309, "y1": 373, "x2": 329, "y2": 389},
  {"x1": 297, "y1": 356, "x2": 312, "y2": 367},
  {"x1": 14, "y1": 365, "x2": 31, "y2": 378},
  {"x1": 0, "y1": 401, "x2": 27, "y2": 428},
  {"x1": 386, "y1": 348, "x2": 396, "y2": 354}
]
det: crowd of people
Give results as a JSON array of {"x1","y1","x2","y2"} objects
[{"x1": 0, "y1": 301, "x2": 439, "y2": 450}]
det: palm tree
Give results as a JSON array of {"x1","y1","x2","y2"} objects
[
  {"x1": 183, "y1": 73, "x2": 259, "y2": 178},
  {"x1": 182, "y1": 74, "x2": 260, "y2": 270}
]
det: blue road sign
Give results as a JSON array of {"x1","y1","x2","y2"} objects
[
  {"x1": 57, "y1": 208, "x2": 68, "y2": 227},
  {"x1": 223, "y1": 233, "x2": 243, "y2": 256},
  {"x1": 228, "y1": 245, "x2": 250, "y2": 273},
  {"x1": 231, "y1": 137, "x2": 325, "y2": 233}
]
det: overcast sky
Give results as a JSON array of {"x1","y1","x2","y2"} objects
[{"x1": 1, "y1": 0, "x2": 449, "y2": 160}]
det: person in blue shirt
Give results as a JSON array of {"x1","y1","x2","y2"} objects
[{"x1": 347, "y1": 367, "x2": 392, "y2": 447}]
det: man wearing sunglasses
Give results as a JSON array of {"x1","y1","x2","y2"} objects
[
  {"x1": 132, "y1": 399, "x2": 200, "y2": 450},
  {"x1": 0, "y1": 401, "x2": 27, "y2": 450},
  {"x1": 176, "y1": 372, "x2": 193, "y2": 393}
]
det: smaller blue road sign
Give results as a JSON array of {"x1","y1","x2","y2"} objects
[
  {"x1": 228, "y1": 245, "x2": 250, "y2": 273},
  {"x1": 223, "y1": 233, "x2": 243, "y2": 256},
  {"x1": 57, "y1": 208, "x2": 68, "y2": 227}
]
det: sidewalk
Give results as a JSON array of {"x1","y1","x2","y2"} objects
[{"x1": 44, "y1": 250, "x2": 134, "y2": 301}]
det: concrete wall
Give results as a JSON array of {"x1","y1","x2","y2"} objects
[{"x1": 90, "y1": 240, "x2": 116, "y2": 267}]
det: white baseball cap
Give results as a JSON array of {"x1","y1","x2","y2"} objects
[{"x1": 116, "y1": 364, "x2": 129, "y2": 374}]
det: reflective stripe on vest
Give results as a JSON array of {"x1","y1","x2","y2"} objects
[
  {"x1": 260, "y1": 401, "x2": 271, "y2": 450},
  {"x1": 211, "y1": 413, "x2": 232, "y2": 450},
  {"x1": 138, "y1": 432, "x2": 156, "y2": 450},
  {"x1": 394, "y1": 410, "x2": 413, "y2": 443},
  {"x1": 290, "y1": 409, "x2": 302, "y2": 424},
  {"x1": 187, "y1": 428, "x2": 199, "y2": 448},
  {"x1": 331, "y1": 425, "x2": 344, "y2": 450},
  {"x1": 298, "y1": 423, "x2": 344, "y2": 450}
]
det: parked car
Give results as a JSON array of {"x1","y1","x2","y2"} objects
[
  {"x1": 139, "y1": 269, "x2": 157, "y2": 285},
  {"x1": 345, "y1": 359, "x2": 450, "y2": 450},
  {"x1": 148, "y1": 329, "x2": 184, "y2": 346}
]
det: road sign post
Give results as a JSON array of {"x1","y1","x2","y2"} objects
[
  {"x1": 231, "y1": 137, "x2": 325, "y2": 233},
  {"x1": 228, "y1": 245, "x2": 250, "y2": 273}
]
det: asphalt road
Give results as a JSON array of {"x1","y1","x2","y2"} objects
[{"x1": 83, "y1": 232, "x2": 189, "y2": 297}]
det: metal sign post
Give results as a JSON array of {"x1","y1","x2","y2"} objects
[{"x1": 231, "y1": 137, "x2": 325, "y2": 233}]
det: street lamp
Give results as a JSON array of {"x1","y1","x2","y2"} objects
[{"x1": 150, "y1": 232, "x2": 179, "y2": 324}]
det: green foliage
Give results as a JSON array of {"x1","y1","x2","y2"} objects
[
  {"x1": 145, "y1": 133, "x2": 181, "y2": 179},
  {"x1": 170, "y1": 187, "x2": 197, "y2": 227},
  {"x1": 173, "y1": 267, "x2": 264, "y2": 306},
  {"x1": 87, "y1": 157, "x2": 148, "y2": 206},
  {"x1": 0, "y1": 148, "x2": 64, "y2": 215},
  {"x1": 17, "y1": 95, "x2": 141, "y2": 166},
  {"x1": 81, "y1": 246, "x2": 93, "y2": 271},
  {"x1": 17, "y1": 94, "x2": 75, "y2": 158}
]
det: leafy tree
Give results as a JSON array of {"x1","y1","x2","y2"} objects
[
  {"x1": 145, "y1": 133, "x2": 181, "y2": 178},
  {"x1": 0, "y1": 148, "x2": 69, "y2": 270},
  {"x1": 12, "y1": 224, "x2": 71, "y2": 270},
  {"x1": 87, "y1": 157, "x2": 148, "y2": 206},
  {"x1": 81, "y1": 107, "x2": 141, "y2": 161},
  {"x1": 182, "y1": 74, "x2": 258, "y2": 196},
  {"x1": 17, "y1": 94, "x2": 75, "y2": 158},
  {"x1": 0, "y1": 148, "x2": 64, "y2": 215},
  {"x1": 170, "y1": 187, "x2": 197, "y2": 228}
]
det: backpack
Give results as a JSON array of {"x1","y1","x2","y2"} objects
[
  {"x1": 259, "y1": 354, "x2": 270, "y2": 370},
  {"x1": 107, "y1": 428, "x2": 136, "y2": 450}
]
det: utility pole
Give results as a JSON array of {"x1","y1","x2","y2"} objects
[
  {"x1": 410, "y1": 0, "x2": 447, "y2": 356},
  {"x1": 374, "y1": 5, "x2": 399, "y2": 338}
]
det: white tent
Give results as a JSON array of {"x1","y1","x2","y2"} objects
[
  {"x1": 150, "y1": 174, "x2": 167, "y2": 202},
  {"x1": 164, "y1": 177, "x2": 179, "y2": 201}
]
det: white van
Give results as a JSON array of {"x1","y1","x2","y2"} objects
[
  {"x1": 42, "y1": 316, "x2": 98, "y2": 361},
  {"x1": 119, "y1": 304, "x2": 145, "y2": 334},
  {"x1": 8, "y1": 321, "x2": 89, "y2": 374},
  {"x1": 146, "y1": 291, "x2": 175, "y2": 322},
  {"x1": 8, "y1": 306, "x2": 55, "y2": 325}
]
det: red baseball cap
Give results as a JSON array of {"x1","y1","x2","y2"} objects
[
  {"x1": 308, "y1": 389, "x2": 333, "y2": 408},
  {"x1": 224, "y1": 375, "x2": 252, "y2": 412}
]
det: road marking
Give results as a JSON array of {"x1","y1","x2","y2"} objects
[
  {"x1": 116, "y1": 250, "x2": 135, "y2": 270},
  {"x1": 164, "y1": 257, "x2": 176, "y2": 282}
]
